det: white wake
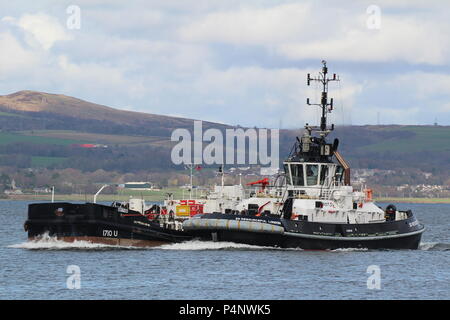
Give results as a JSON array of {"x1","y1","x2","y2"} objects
[
  {"x1": 12, "y1": 234, "x2": 441, "y2": 251},
  {"x1": 419, "y1": 242, "x2": 450, "y2": 251},
  {"x1": 156, "y1": 240, "x2": 276, "y2": 251},
  {"x1": 8, "y1": 233, "x2": 139, "y2": 250},
  {"x1": 330, "y1": 247, "x2": 369, "y2": 252}
]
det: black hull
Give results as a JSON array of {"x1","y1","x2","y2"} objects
[
  {"x1": 191, "y1": 229, "x2": 423, "y2": 250},
  {"x1": 25, "y1": 202, "x2": 193, "y2": 247},
  {"x1": 183, "y1": 213, "x2": 425, "y2": 250}
]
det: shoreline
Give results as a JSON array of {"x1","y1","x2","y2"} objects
[
  {"x1": 3, "y1": 194, "x2": 450, "y2": 204},
  {"x1": 374, "y1": 197, "x2": 450, "y2": 204}
]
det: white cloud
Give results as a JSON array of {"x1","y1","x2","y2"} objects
[
  {"x1": 388, "y1": 72, "x2": 450, "y2": 99},
  {"x1": 438, "y1": 102, "x2": 450, "y2": 113},
  {"x1": 179, "y1": 2, "x2": 450, "y2": 65},
  {"x1": 278, "y1": 14, "x2": 450, "y2": 65},
  {"x1": 179, "y1": 3, "x2": 311, "y2": 45},
  {"x1": 84, "y1": 8, "x2": 164, "y2": 32},
  {"x1": 0, "y1": 31, "x2": 40, "y2": 75},
  {"x1": 160, "y1": 65, "x2": 363, "y2": 128},
  {"x1": 9, "y1": 13, "x2": 72, "y2": 50},
  {"x1": 1, "y1": 1, "x2": 450, "y2": 127},
  {"x1": 349, "y1": 70, "x2": 450, "y2": 125},
  {"x1": 55, "y1": 55, "x2": 147, "y2": 101}
]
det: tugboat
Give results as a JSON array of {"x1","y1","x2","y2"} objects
[{"x1": 183, "y1": 61, "x2": 426, "y2": 250}]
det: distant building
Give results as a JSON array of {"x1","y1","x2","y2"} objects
[
  {"x1": 122, "y1": 182, "x2": 153, "y2": 190},
  {"x1": 4, "y1": 189, "x2": 23, "y2": 195},
  {"x1": 33, "y1": 187, "x2": 52, "y2": 193},
  {"x1": 4, "y1": 179, "x2": 23, "y2": 195}
]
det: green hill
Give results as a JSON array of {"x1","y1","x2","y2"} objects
[
  {"x1": 0, "y1": 90, "x2": 448, "y2": 174},
  {"x1": 357, "y1": 125, "x2": 450, "y2": 153}
]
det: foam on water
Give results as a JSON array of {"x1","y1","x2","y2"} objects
[
  {"x1": 158, "y1": 241, "x2": 449, "y2": 252},
  {"x1": 8, "y1": 233, "x2": 290, "y2": 251},
  {"x1": 419, "y1": 242, "x2": 450, "y2": 251},
  {"x1": 155, "y1": 240, "x2": 277, "y2": 251},
  {"x1": 7, "y1": 233, "x2": 140, "y2": 250},
  {"x1": 9, "y1": 234, "x2": 446, "y2": 252},
  {"x1": 330, "y1": 247, "x2": 369, "y2": 252},
  {"x1": 331, "y1": 242, "x2": 450, "y2": 252},
  {"x1": 8, "y1": 233, "x2": 277, "y2": 251}
]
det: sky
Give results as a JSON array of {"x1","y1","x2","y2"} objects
[{"x1": 0, "y1": 0, "x2": 449, "y2": 128}]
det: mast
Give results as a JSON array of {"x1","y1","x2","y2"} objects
[
  {"x1": 303, "y1": 61, "x2": 350, "y2": 185},
  {"x1": 284, "y1": 60, "x2": 341, "y2": 163},
  {"x1": 306, "y1": 60, "x2": 339, "y2": 138}
]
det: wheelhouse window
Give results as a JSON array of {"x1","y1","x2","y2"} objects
[
  {"x1": 284, "y1": 164, "x2": 291, "y2": 185},
  {"x1": 335, "y1": 165, "x2": 344, "y2": 183},
  {"x1": 306, "y1": 164, "x2": 319, "y2": 186},
  {"x1": 320, "y1": 165, "x2": 329, "y2": 185},
  {"x1": 291, "y1": 164, "x2": 304, "y2": 186}
]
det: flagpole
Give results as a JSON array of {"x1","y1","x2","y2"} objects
[
  {"x1": 190, "y1": 164, "x2": 193, "y2": 200},
  {"x1": 219, "y1": 165, "x2": 224, "y2": 199}
]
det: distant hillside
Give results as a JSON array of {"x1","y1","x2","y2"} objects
[
  {"x1": 0, "y1": 90, "x2": 229, "y2": 136},
  {"x1": 0, "y1": 90, "x2": 449, "y2": 179},
  {"x1": 280, "y1": 125, "x2": 450, "y2": 173},
  {"x1": 0, "y1": 90, "x2": 192, "y2": 126}
]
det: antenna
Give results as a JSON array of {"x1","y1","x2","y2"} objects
[
  {"x1": 306, "y1": 60, "x2": 340, "y2": 136},
  {"x1": 185, "y1": 164, "x2": 194, "y2": 199}
]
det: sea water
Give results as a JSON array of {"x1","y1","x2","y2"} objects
[{"x1": 1, "y1": 201, "x2": 448, "y2": 300}]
